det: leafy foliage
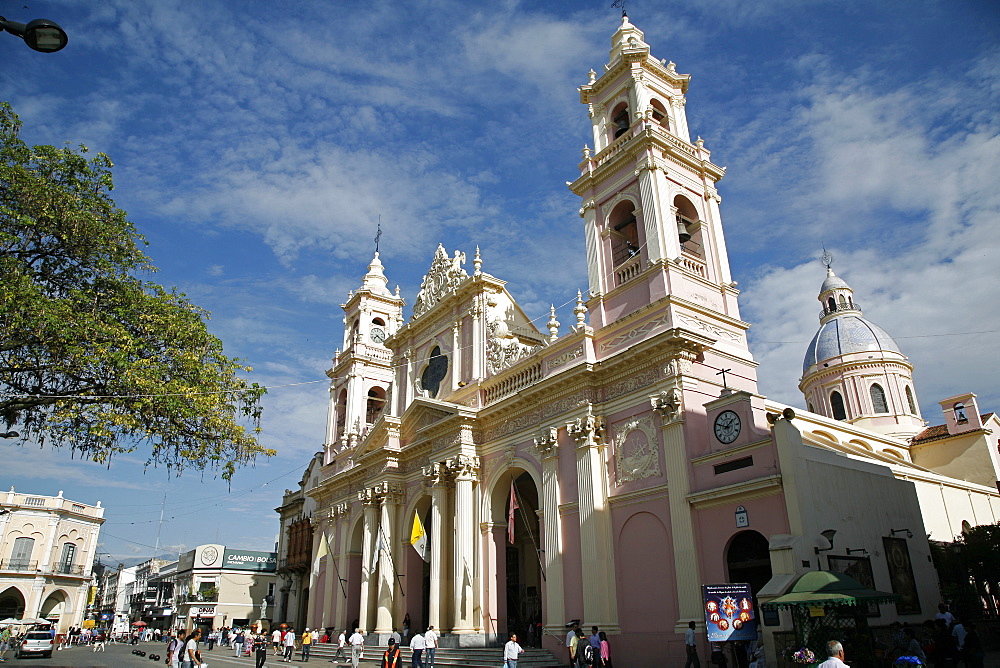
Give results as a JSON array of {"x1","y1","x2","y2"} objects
[{"x1": 0, "y1": 102, "x2": 271, "y2": 479}]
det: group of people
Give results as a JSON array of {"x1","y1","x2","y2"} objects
[
  {"x1": 564, "y1": 624, "x2": 612, "y2": 668},
  {"x1": 886, "y1": 604, "x2": 986, "y2": 667},
  {"x1": 370, "y1": 623, "x2": 439, "y2": 668}
]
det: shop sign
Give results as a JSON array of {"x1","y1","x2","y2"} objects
[
  {"x1": 222, "y1": 549, "x2": 277, "y2": 572},
  {"x1": 193, "y1": 606, "x2": 216, "y2": 617}
]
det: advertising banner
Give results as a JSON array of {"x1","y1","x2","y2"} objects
[
  {"x1": 702, "y1": 583, "x2": 757, "y2": 642},
  {"x1": 222, "y1": 549, "x2": 277, "y2": 572}
]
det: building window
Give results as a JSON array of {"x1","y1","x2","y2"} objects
[
  {"x1": 954, "y1": 402, "x2": 968, "y2": 423},
  {"x1": 650, "y1": 99, "x2": 670, "y2": 130},
  {"x1": 335, "y1": 390, "x2": 347, "y2": 439},
  {"x1": 420, "y1": 346, "x2": 449, "y2": 398},
  {"x1": 831, "y1": 391, "x2": 847, "y2": 421},
  {"x1": 10, "y1": 537, "x2": 34, "y2": 569},
  {"x1": 58, "y1": 543, "x2": 76, "y2": 573},
  {"x1": 870, "y1": 384, "x2": 888, "y2": 414},
  {"x1": 905, "y1": 386, "x2": 917, "y2": 414}
]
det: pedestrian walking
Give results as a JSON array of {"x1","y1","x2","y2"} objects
[
  {"x1": 182, "y1": 629, "x2": 203, "y2": 668},
  {"x1": 234, "y1": 629, "x2": 246, "y2": 657},
  {"x1": 255, "y1": 633, "x2": 269, "y2": 668},
  {"x1": 410, "y1": 630, "x2": 425, "y2": 668},
  {"x1": 332, "y1": 628, "x2": 347, "y2": 662},
  {"x1": 423, "y1": 626, "x2": 437, "y2": 668},
  {"x1": 685, "y1": 621, "x2": 700, "y2": 668},
  {"x1": 349, "y1": 628, "x2": 365, "y2": 668},
  {"x1": 589, "y1": 626, "x2": 603, "y2": 668},
  {"x1": 599, "y1": 631, "x2": 612, "y2": 668},
  {"x1": 166, "y1": 633, "x2": 184, "y2": 668},
  {"x1": 273, "y1": 627, "x2": 283, "y2": 655},
  {"x1": 283, "y1": 627, "x2": 297, "y2": 662}
]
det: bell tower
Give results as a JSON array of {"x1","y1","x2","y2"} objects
[
  {"x1": 569, "y1": 15, "x2": 749, "y2": 355},
  {"x1": 325, "y1": 252, "x2": 404, "y2": 463}
]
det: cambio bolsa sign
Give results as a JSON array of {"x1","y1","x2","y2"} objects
[{"x1": 222, "y1": 549, "x2": 278, "y2": 572}]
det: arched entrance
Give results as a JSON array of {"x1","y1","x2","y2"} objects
[
  {"x1": 39, "y1": 590, "x2": 68, "y2": 626},
  {"x1": 403, "y1": 499, "x2": 432, "y2": 634},
  {"x1": 726, "y1": 530, "x2": 772, "y2": 602},
  {"x1": 0, "y1": 587, "x2": 25, "y2": 619},
  {"x1": 345, "y1": 518, "x2": 365, "y2": 631},
  {"x1": 490, "y1": 470, "x2": 542, "y2": 645}
]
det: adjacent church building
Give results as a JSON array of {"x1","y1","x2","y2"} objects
[{"x1": 301, "y1": 16, "x2": 1000, "y2": 666}]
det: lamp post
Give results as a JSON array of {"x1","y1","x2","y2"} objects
[{"x1": 0, "y1": 16, "x2": 68, "y2": 52}]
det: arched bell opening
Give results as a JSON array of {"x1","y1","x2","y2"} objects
[
  {"x1": 725, "y1": 530, "x2": 772, "y2": 614},
  {"x1": 610, "y1": 102, "x2": 630, "y2": 141},
  {"x1": 488, "y1": 470, "x2": 542, "y2": 645},
  {"x1": 673, "y1": 195, "x2": 703, "y2": 258}
]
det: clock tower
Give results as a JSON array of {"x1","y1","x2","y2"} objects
[{"x1": 324, "y1": 252, "x2": 404, "y2": 463}]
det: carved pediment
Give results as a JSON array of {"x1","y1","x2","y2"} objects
[{"x1": 412, "y1": 244, "x2": 469, "y2": 319}]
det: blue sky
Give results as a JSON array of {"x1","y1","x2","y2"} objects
[{"x1": 3, "y1": 0, "x2": 998, "y2": 561}]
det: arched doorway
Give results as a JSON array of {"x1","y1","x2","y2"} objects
[
  {"x1": 345, "y1": 518, "x2": 364, "y2": 631},
  {"x1": 726, "y1": 530, "x2": 772, "y2": 601},
  {"x1": 0, "y1": 587, "x2": 25, "y2": 619},
  {"x1": 491, "y1": 470, "x2": 542, "y2": 645}
]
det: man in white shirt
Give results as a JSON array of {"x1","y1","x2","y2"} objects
[
  {"x1": 183, "y1": 629, "x2": 203, "y2": 668},
  {"x1": 817, "y1": 640, "x2": 848, "y2": 668},
  {"x1": 283, "y1": 627, "x2": 297, "y2": 662},
  {"x1": 272, "y1": 627, "x2": 283, "y2": 655},
  {"x1": 935, "y1": 603, "x2": 955, "y2": 626},
  {"x1": 423, "y1": 625, "x2": 437, "y2": 668},
  {"x1": 410, "y1": 631, "x2": 426, "y2": 668},
  {"x1": 503, "y1": 633, "x2": 524, "y2": 668},
  {"x1": 684, "y1": 621, "x2": 700, "y2": 668},
  {"x1": 332, "y1": 629, "x2": 347, "y2": 662},
  {"x1": 349, "y1": 628, "x2": 365, "y2": 668}
]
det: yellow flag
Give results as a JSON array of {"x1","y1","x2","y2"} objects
[
  {"x1": 410, "y1": 513, "x2": 430, "y2": 562},
  {"x1": 312, "y1": 532, "x2": 329, "y2": 578}
]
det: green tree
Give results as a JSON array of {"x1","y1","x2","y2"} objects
[{"x1": 0, "y1": 102, "x2": 271, "y2": 479}]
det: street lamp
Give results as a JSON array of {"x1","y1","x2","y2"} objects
[{"x1": 0, "y1": 16, "x2": 68, "y2": 53}]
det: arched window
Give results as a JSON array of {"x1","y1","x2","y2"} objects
[
  {"x1": 335, "y1": 389, "x2": 347, "y2": 438},
  {"x1": 365, "y1": 387, "x2": 386, "y2": 424},
  {"x1": 609, "y1": 201, "x2": 640, "y2": 267},
  {"x1": 827, "y1": 297, "x2": 836, "y2": 313},
  {"x1": 954, "y1": 402, "x2": 968, "y2": 423},
  {"x1": 649, "y1": 99, "x2": 669, "y2": 130},
  {"x1": 808, "y1": 402, "x2": 815, "y2": 414},
  {"x1": 905, "y1": 386, "x2": 917, "y2": 414},
  {"x1": 870, "y1": 384, "x2": 888, "y2": 413},
  {"x1": 372, "y1": 317, "x2": 385, "y2": 326},
  {"x1": 830, "y1": 391, "x2": 847, "y2": 420},
  {"x1": 611, "y1": 102, "x2": 630, "y2": 140}
]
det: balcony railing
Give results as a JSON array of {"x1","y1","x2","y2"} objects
[
  {"x1": 820, "y1": 300, "x2": 861, "y2": 318},
  {"x1": 0, "y1": 559, "x2": 38, "y2": 571},
  {"x1": 52, "y1": 564, "x2": 87, "y2": 576}
]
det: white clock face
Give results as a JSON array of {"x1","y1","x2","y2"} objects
[
  {"x1": 714, "y1": 410, "x2": 741, "y2": 444},
  {"x1": 370, "y1": 327, "x2": 386, "y2": 344}
]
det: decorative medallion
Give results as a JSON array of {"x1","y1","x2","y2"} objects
[{"x1": 613, "y1": 416, "x2": 661, "y2": 486}]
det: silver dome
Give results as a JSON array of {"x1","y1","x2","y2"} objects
[{"x1": 802, "y1": 314, "x2": 902, "y2": 375}]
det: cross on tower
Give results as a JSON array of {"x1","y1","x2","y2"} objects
[{"x1": 717, "y1": 368, "x2": 732, "y2": 392}]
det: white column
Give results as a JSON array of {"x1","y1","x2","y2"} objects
[
  {"x1": 637, "y1": 160, "x2": 670, "y2": 264},
  {"x1": 580, "y1": 201, "x2": 601, "y2": 297},
  {"x1": 533, "y1": 429, "x2": 565, "y2": 632},
  {"x1": 358, "y1": 491, "x2": 378, "y2": 633},
  {"x1": 334, "y1": 506, "x2": 350, "y2": 629},
  {"x1": 424, "y1": 463, "x2": 451, "y2": 631},
  {"x1": 375, "y1": 485, "x2": 401, "y2": 634},
  {"x1": 449, "y1": 455, "x2": 479, "y2": 633},
  {"x1": 568, "y1": 409, "x2": 618, "y2": 629},
  {"x1": 657, "y1": 386, "x2": 704, "y2": 633},
  {"x1": 452, "y1": 321, "x2": 462, "y2": 390}
]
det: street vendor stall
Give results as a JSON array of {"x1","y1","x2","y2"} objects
[{"x1": 762, "y1": 571, "x2": 898, "y2": 667}]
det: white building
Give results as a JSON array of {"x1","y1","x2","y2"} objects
[{"x1": 0, "y1": 487, "x2": 105, "y2": 632}]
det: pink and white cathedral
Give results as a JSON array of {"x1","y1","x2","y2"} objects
[{"x1": 283, "y1": 15, "x2": 1000, "y2": 667}]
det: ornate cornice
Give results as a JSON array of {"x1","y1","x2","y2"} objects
[{"x1": 532, "y1": 427, "x2": 560, "y2": 460}]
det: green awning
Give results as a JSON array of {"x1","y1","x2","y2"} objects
[{"x1": 761, "y1": 571, "x2": 899, "y2": 610}]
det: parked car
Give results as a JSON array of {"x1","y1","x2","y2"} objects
[{"x1": 17, "y1": 630, "x2": 55, "y2": 658}]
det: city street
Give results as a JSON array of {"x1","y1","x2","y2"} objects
[{"x1": 0, "y1": 642, "x2": 331, "y2": 667}]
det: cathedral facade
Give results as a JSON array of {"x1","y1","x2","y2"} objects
[{"x1": 302, "y1": 17, "x2": 1000, "y2": 666}]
